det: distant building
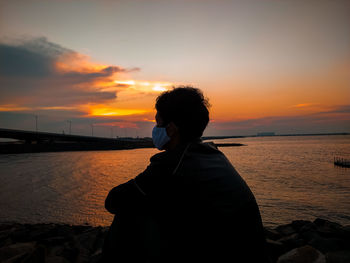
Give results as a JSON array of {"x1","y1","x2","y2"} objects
[{"x1": 257, "y1": 132, "x2": 275, "y2": 136}]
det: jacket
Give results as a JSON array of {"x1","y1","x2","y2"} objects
[{"x1": 105, "y1": 140, "x2": 269, "y2": 262}]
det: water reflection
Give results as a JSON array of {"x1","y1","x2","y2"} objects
[{"x1": 0, "y1": 136, "x2": 349, "y2": 227}]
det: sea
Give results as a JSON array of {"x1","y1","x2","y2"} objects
[{"x1": 0, "y1": 135, "x2": 349, "y2": 228}]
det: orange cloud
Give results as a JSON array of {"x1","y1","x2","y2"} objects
[
  {"x1": 292, "y1": 103, "x2": 314, "y2": 108},
  {"x1": 0, "y1": 105, "x2": 31, "y2": 111}
]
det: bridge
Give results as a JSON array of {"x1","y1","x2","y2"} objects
[
  {"x1": 0, "y1": 127, "x2": 127, "y2": 143},
  {"x1": 0, "y1": 128, "x2": 154, "y2": 154}
]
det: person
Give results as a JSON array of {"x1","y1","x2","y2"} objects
[{"x1": 101, "y1": 86, "x2": 270, "y2": 263}]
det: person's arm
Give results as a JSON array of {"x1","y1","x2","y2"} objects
[
  {"x1": 105, "y1": 152, "x2": 175, "y2": 215},
  {"x1": 105, "y1": 178, "x2": 147, "y2": 214}
]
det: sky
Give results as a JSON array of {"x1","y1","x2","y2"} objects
[{"x1": 0, "y1": 0, "x2": 349, "y2": 137}]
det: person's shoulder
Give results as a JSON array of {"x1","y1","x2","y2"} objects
[
  {"x1": 149, "y1": 148, "x2": 183, "y2": 168},
  {"x1": 149, "y1": 150, "x2": 169, "y2": 163},
  {"x1": 190, "y1": 141, "x2": 222, "y2": 154}
]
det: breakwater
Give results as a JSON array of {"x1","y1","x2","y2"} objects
[{"x1": 1, "y1": 218, "x2": 349, "y2": 263}]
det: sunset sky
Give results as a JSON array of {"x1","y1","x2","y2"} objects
[{"x1": 0, "y1": 0, "x2": 349, "y2": 137}]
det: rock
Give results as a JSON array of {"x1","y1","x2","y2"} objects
[
  {"x1": 0, "y1": 223, "x2": 17, "y2": 232},
  {"x1": 277, "y1": 245, "x2": 326, "y2": 263},
  {"x1": 299, "y1": 224, "x2": 319, "y2": 242},
  {"x1": 22, "y1": 244, "x2": 46, "y2": 263},
  {"x1": 8, "y1": 225, "x2": 31, "y2": 243},
  {"x1": 278, "y1": 233, "x2": 305, "y2": 251},
  {"x1": 313, "y1": 219, "x2": 350, "y2": 240},
  {"x1": 39, "y1": 236, "x2": 67, "y2": 246},
  {"x1": 266, "y1": 238, "x2": 289, "y2": 262},
  {"x1": 2, "y1": 252, "x2": 29, "y2": 263},
  {"x1": 11, "y1": 224, "x2": 56, "y2": 243},
  {"x1": 1, "y1": 219, "x2": 346, "y2": 263},
  {"x1": 276, "y1": 224, "x2": 296, "y2": 236},
  {"x1": 56, "y1": 243, "x2": 79, "y2": 262},
  {"x1": 314, "y1": 218, "x2": 342, "y2": 229},
  {"x1": 0, "y1": 237, "x2": 12, "y2": 248},
  {"x1": 72, "y1": 225, "x2": 93, "y2": 235},
  {"x1": 308, "y1": 236, "x2": 348, "y2": 254},
  {"x1": 0, "y1": 242, "x2": 36, "y2": 262},
  {"x1": 51, "y1": 224, "x2": 75, "y2": 239},
  {"x1": 92, "y1": 235, "x2": 105, "y2": 256},
  {"x1": 291, "y1": 220, "x2": 314, "y2": 233},
  {"x1": 90, "y1": 249, "x2": 103, "y2": 263},
  {"x1": 0, "y1": 226, "x2": 16, "y2": 241},
  {"x1": 326, "y1": 250, "x2": 350, "y2": 263},
  {"x1": 265, "y1": 227, "x2": 282, "y2": 240},
  {"x1": 76, "y1": 247, "x2": 91, "y2": 263},
  {"x1": 46, "y1": 255, "x2": 70, "y2": 263},
  {"x1": 76, "y1": 227, "x2": 101, "y2": 252},
  {"x1": 46, "y1": 245, "x2": 65, "y2": 258}
]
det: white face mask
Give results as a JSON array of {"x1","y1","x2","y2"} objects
[{"x1": 152, "y1": 125, "x2": 170, "y2": 150}]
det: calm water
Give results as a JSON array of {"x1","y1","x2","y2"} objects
[{"x1": 0, "y1": 135, "x2": 349, "y2": 227}]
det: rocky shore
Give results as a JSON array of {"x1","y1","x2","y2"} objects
[{"x1": 1, "y1": 218, "x2": 349, "y2": 263}]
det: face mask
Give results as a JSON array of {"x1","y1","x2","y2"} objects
[{"x1": 152, "y1": 126, "x2": 170, "y2": 150}]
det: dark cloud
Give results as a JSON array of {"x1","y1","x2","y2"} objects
[
  {"x1": 207, "y1": 107, "x2": 350, "y2": 136},
  {"x1": 0, "y1": 44, "x2": 54, "y2": 77},
  {"x1": 0, "y1": 37, "x2": 73, "y2": 77},
  {"x1": 62, "y1": 66, "x2": 126, "y2": 80},
  {"x1": 0, "y1": 37, "x2": 130, "y2": 107},
  {"x1": 318, "y1": 105, "x2": 350, "y2": 114}
]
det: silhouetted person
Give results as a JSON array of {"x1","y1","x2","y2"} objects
[{"x1": 102, "y1": 87, "x2": 270, "y2": 262}]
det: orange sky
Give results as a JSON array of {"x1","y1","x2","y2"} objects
[{"x1": 0, "y1": 0, "x2": 349, "y2": 137}]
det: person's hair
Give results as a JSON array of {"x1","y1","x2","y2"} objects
[{"x1": 155, "y1": 86, "x2": 210, "y2": 141}]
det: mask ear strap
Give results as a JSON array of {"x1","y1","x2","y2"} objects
[
  {"x1": 133, "y1": 179, "x2": 146, "y2": 196},
  {"x1": 172, "y1": 142, "x2": 191, "y2": 176}
]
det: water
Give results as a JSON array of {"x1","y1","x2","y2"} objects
[{"x1": 0, "y1": 135, "x2": 349, "y2": 227}]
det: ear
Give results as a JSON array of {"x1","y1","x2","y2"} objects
[{"x1": 166, "y1": 122, "x2": 179, "y2": 138}]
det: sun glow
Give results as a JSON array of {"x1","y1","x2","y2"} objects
[
  {"x1": 89, "y1": 107, "x2": 149, "y2": 116},
  {"x1": 152, "y1": 85, "x2": 167, "y2": 92},
  {"x1": 114, "y1": 80, "x2": 172, "y2": 92},
  {"x1": 115, "y1": 80, "x2": 136, "y2": 85}
]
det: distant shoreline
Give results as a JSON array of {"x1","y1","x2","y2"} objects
[
  {"x1": 0, "y1": 142, "x2": 244, "y2": 154},
  {"x1": 202, "y1": 132, "x2": 350, "y2": 140},
  {"x1": 0, "y1": 131, "x2": 348, "y2": 154}
]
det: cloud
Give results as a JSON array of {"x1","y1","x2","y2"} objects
[
  {"x1": 319, "y1": 105, "x2": 350, "y2": 114},
  {"x1": 292, "y1": 103, "x2": 314, "y2": 108},
  {"x1": 0, "y1": 43, "x2": 55, "y2": 77},
  {"x1": 0, "y1": 37, "x2": 177, "y2": 137},
  {"x1": 207, "y1": 105, "x2": 350, "y2": 136},
  {"x1": 0, "y1": 37, "x2": 131, "y2": 107}
]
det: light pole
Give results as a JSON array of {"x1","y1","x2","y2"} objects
[
  {"x1": 34, "y1": 115, "x2": 38, "y2": 132},
  {"x1": 110, "y1": 126, "x2": 114, "y2": 138},
  {"x1": 67, "y1": 120, "x2": 71, "y2": 135},
  {"x1": 91, "y1": 123, "x2": 94, "y2": 136}
]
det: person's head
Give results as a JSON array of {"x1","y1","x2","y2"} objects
[{"x1": 153, "y1": 86, "x2": 210, "y2": 150}]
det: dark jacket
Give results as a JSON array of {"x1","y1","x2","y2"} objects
[{"x1": 105, "y1": 141, "x2": 269, "y2": 262}]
